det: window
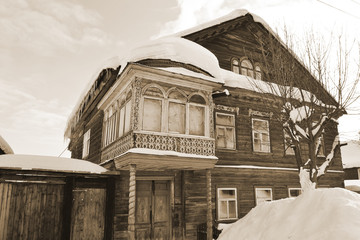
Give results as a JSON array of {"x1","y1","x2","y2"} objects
[
  {"x1": 118, "y1": 95, "x2": 132, "y2": 137},
  {"x1": 288, "y1": 188, "x2": 301, "y2": 197},
  {"x1": 231, "y1": 58, "x2": 240, "y2": 74},
  {"x1": 255, "y1": 188, "x2": 273, "y2": 205},
  {"x1": 216, "y1": 113, "x2": 235, "y2": 149},
  {"x1": 141, "y1": 86, "x2": 208, "y2": 137},
  {"x1": 82, "y1": 129, "x2": 91, "y2": 158},
  {"x1": 217, "y1": 188, "x2": 238, "y2": 220},
  {"x1": 241, "y1": 59, "x2": 254, "y2": 78},
  {"x1": 358, "y1": 169, "x2": 360, "y2": 180},
  {"x1": 254, "y1": 64, "x2": 261, "y2": 80},
  {"x1": 284, "y1": 130, "x2": 295, "y2": 155},
  {"x1": 142, "y1": 87, "x2": 163, "y2": 132},
  {"x1": 317, "y1": 134, "x2": 325, "y2": 157},
  {"x1": 168, "y1": 90, "x2": 186, "y2": 134},
  {"x1": 104, "y1": 106, "x2": 117, "y2": 146},
  {"x1": 189, "y1": 95, "x2": 206, "y2": 136},
  {"x1": 252, "y1": 118, "x2": 270, "y2": 153},
  {"x1": 103, "y1": 91, "x2": 132, "y2": 147}
]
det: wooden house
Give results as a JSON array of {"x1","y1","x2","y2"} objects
[{"x1": 65, "y1": 10, "x2": 344, "y2": 240}]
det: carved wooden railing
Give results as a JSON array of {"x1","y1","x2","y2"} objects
[{"x1": 101, "y1": 131, "x2": 215, "y2": 162}]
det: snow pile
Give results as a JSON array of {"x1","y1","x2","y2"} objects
[
  {"x1": 0, "y1": 154, "x2": 108, "y2": 174},
  {"x1": 0, "y1": 135, "x2": 14, "y2": 154},
  {"x1": 218, "y1": 188, "x2": 360, "y2": 240},
  {"x1": 345, "y1": 180, "x2": 360, "y2": 192}
]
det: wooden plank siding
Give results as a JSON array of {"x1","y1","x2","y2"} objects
[
  {"x1": 212, "y1": 167, "x2": 344, "y2": 220},
  {"x1": 214, "y1": 91, "x2": 343, "y2": 171},
  {"x1": 0, "y1": 181, "x2": 64, "y2": 240}
]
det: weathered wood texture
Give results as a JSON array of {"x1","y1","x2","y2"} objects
[
  {"x1": 70, "y1": 188, "x2": 107, "y2": 240},
  {"x1": 344, "y1": 168, "x2": 359, "y2": 180},
  {"x1": 214, "y1": 91, "x2": 343, "y2": 172},
  {"x1": 0, "y1": 182, "x2": 64, "y2": 240},
  {"x1": 212, "y1": 167, "x2": 344, "y2": 220},
  {"x1": 184, "y1": 170, "x2": 207, "y2": 240}
]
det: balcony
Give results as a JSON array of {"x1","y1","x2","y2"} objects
[{"x1": 101, "y1": 131, "x2": 217, "y2": 170}]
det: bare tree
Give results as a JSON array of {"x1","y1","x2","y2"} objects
[{"x1": 252, "y1": 28, "x2": 359, "y2": 191}]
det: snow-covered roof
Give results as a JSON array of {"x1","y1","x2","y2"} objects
[
  {"x1": 0, "y1": 154, "x2": 108, "y2": 174},
  {"x1": 0, "y1": 135, "x2": 14, "y2": 154},
  {"x1": 345, "y1": 180, "x2": 360, "y2": 192},
  {"x1": 342, "y1": 140, "x2": 360, "y2": 169},
  {"x1": 218, "y1": 188, "x2": 360, "y2": 240},
  {"x1": 176, "y1": 9, "x2": 275, "y2": 39}
]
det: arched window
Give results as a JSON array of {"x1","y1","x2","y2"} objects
[
  {"x1": 142, "y1": 86, "x2": 164, "y2": 132},
  {"x1": 189, "y1": 94, "x2": 206, "y2": 136},
  {"x1": 231, "y1": 58, "x2": 240, "y2": 74},
  {"x1": 168, "y1": 90, "x2": 186, "y2": 134},
  {"x1": 241, "y1": 59, "x2": 254, "y2": 78},
  {"x1": 104, "y1": 104, "x2": 117, "y2": 146},
  {"x1": 255, "y1": 64, "x2": 261, "y2": 80}
]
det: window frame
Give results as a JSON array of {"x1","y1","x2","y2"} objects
[
  {"x1": 140, "y1": 86, "x2": 209, "y2": 137},
  {"x1": 254, "y1": 63, "x2": 261, "y2": 80},
  {"x1": 82, "y1": 129, "x2": 91, "y2": 158},
  {"x1": 215, "y1": 112, "x2": 236, "y2": 150},
  {"x1": 240, "y1": 58, "x2": 254, "y2": 78},
  {"x1": 231, "y1": 58, "x2": 240, "y2": 74},
  {"x1": 217, "y1": 187, "x2": 238, "y2": 221},
  {"x1": 288, "y1": 188, "x2": 301, "y2": 198},
  {"x1": 284, "y1": 129, "x2": 295, "y2": 155},
  {"x1": 255, "y1": 187, "x2": 273, "y2": 205},
  {"x1": 252, "y1": 118, "x2": 271, "y2": 153}
]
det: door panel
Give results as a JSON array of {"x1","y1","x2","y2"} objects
[{"x1": 135, "y1": 180, "x2": 170, "y2": 240}]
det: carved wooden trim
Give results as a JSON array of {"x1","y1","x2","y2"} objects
[
  {"x1": 206, "y1": 169, "x2": 213, "y2": 240},
  {"x1": 215, "y1": 104, "x2": 239, "y2": 114},
  {"x1": 208, "y1": 94, "x2": 215, "y2": 138},
  {"x1": 101, "y1": 133, "x2": 133, "y2": 161},
  {"x1": 128, "y1": 164, "x2": 136, "y2": 240},
  {"x1": 249, "y1": 109, "x2": 273, "y2": 118},
  {"x1": 132, "y1": 78, "x2": 142, "y2": 131}
]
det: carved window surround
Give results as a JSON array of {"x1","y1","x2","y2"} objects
[{"x1": 248, "y1": 109, "x2": 273, "y2": 118}]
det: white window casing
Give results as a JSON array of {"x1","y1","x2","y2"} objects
[
  {"x1": 82, "y1": 129, "x2": 91, "y2": 158},
  {"x1": 216, "y1": 112, "x2": 236, "y2": 149},
  {"x1": 217, "y1": 188, "x2": 238, "y2": 220},
  {"x1": 255, "y1": 187, "x2": 273, "y2": 205},
  {"x1": 252, "y1": 118, "x2": 270, "y2": 153}
]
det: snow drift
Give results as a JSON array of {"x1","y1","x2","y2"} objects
[{"x1": 218, "y1": 188, "x2": 360, "y2": 240}]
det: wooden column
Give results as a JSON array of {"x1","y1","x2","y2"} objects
[
  {"x1": 206, "y1": 169, "x2": 213, "y2": 240},
  {"x1": 128, "y1": 164, "x2": 136, "y2": 240}
]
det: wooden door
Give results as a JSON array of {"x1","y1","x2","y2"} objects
[
  {"x1": 70, "y1": 188, "x2": 106, "y2": 240},
  {"x1": 135, "y1": 180, "x2": 171, "y2": 240}
]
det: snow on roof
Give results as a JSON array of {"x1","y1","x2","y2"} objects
[
  {"x1": 221, "y1": 69, "x2": 327, "y2": 105},
  {"x1": 126, "y1": 148, "x2": 218, "y2": 159},
  {"x1": 342, "y1": 140, "x2": 360, "y2": 168},
  {"x1": 0, "y1": 135, "x2": 14, "y2": 154},
  {"x1": 175, "y1": 9, "x2": 275, "y2": 39},
  {"x1": 345, "y1": 180, "x2": 360, "y2": 192},
  {"x1": 0, "y1": 154, "x2": 108, "y2": 174},
  {"x1": 118, "y1": 37, "x2": 221, "y2": 80},
  {"x1": 218, "y1": 188, "x2": 360, "y2": 240}
]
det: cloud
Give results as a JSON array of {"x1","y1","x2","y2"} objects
[
  {"x1": 0, "y1": 80, "x2": 72, "y2": 155},
  {"x1": 0, "y1": 0, "x2": 111, "y2": 55}
]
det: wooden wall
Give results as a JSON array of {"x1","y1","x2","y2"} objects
[
  {"x1": 344, "y1": 168, "x2": 359, "y2": 180},
  {"x1": 0, "y1": 170, "x2": 114, "y2": 240},
  {"x1": 212, "y1": 167, "x2": 344, "y2": 220},
  {"x1": 0, "y1": 181, "x2": 64, "y2": 240}
]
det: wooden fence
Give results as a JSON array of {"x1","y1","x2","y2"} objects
[{"x1": 0, "y1": 169, "x2": 115, "y2": 240}]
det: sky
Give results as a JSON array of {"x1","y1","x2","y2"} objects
[{"x1": 1, "y1": 0, "x2": 360, "y2": 157}]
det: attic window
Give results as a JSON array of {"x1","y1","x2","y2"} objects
[
  {"x1": 241, "y1": 59, "x2": 254, "y2": 78},
  {"x1": 231, "y1": 58, "x2": 240, "y2": 74},
  {"x1": 255, "y1": 64, "x2": 261, "y2": 80}
]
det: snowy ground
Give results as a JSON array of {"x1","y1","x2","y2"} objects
[{"x1": 218, "y1": 188, "x2": 360, "y2": 240}]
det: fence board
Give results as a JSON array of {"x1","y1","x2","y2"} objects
[{"x1": 70, "y1": 188, "x2": 106, "y2": 240}]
